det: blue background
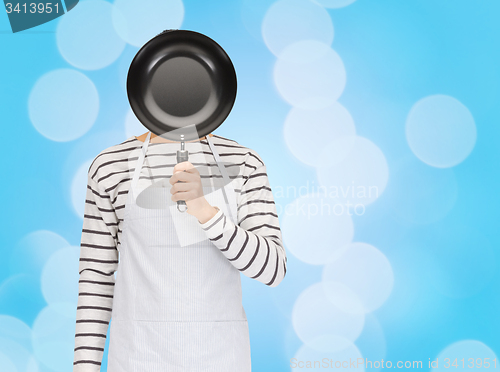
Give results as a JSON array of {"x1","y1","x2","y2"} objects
[{"x1": 0, "y1": 0, "x2": 499, "y2": 371}]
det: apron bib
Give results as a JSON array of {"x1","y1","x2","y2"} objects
[{"x1": 107, "y1": 132, "x2": 251, "y2": 372}]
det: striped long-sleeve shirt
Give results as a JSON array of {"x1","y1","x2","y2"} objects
[{"x1": 73, "y1": 134, "x2": 286, "y2": 371}]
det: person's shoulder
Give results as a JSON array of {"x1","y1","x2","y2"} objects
[
  {"x1": 88, "y1": 136, "x2": 139, "y2": 184},
  {"x1": 210, "y1": 134, "x2": 242, "y2": 148},
  {"x1": 210, "y1": 134, "x2": 264, "y2": 167}
]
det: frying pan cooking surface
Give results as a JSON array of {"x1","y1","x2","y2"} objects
[{"x1": 127, "y1": 29, "x2": 237, "y2": 142}]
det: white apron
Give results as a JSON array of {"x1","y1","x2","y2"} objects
[{"x1": 107, "y1": 132, "x2": 251, "y2": 372}]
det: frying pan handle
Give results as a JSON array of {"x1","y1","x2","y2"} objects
[{"x1": 176, "y1": 149, "x2": 189, "y2": 212}]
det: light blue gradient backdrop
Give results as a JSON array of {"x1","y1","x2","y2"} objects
[{"x1": 1, "y1": 0, "x2": 499, "y2": 371}]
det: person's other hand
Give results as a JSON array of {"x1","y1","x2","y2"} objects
[{"x1": 169, "y1": 161, "x2": 218, "y2": 223}]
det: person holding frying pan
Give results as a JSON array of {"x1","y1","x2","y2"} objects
[{"x1": 72, "y1": 30, "x2": 287, "y2": 372}]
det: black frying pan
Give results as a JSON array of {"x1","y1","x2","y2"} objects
[
  {"x1": 126, "y1": 29, "x2": 237, "y2": 212},
  {"x1": 127, "y1": 29, "x2": 237, "y2": 142}
]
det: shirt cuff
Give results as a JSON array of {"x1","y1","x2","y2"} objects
[{"x1": 198, "y1": 208, "x2": 234, "y2": 240}]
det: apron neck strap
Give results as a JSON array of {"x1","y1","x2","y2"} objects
[
  {"x1": 130, "y1": 131, "x2": 152, "y2": 201},
  {"x1": 206, "y1": 134, "x2": 237, "y2": 224},
  {"x1": 206, "y1": 135, "x2": 231, "y2": 187}
]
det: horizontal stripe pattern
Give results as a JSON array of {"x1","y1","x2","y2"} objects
[
  {"x1": 199, "y1": 162, "x2": 287, "y2": 287},
  {"x1": 73, "y1": 134, "x2": 286, "y2": 370},
  {"x1": 74, "y1": 176, "x2": 118, "y2": 371}
]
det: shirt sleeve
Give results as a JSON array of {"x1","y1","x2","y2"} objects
[
  {"x1": 73, "y1": 172, "x2": 119, "y2": 371},
  {"x1": 199, "y1": 162, "x2": 287, "y2": 287}
]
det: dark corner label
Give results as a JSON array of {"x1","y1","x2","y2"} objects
[{"x1": 4, "y1": 0, "x2": 79, "y2": 33}]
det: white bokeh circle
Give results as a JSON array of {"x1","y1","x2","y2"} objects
[
  {"x1": 0, "y1": 351, "x2": 16, "y2": 372},
  {"x1": 316, "y1": 136, "x2": 389, "y2": 206},
  {"x1": 284, "y1": 102, "x2": 356, "y2": 167},
  {"x1": 262, "y1": 0, "x2": 333, "y2": 57},
  {"x1": 112, "y1": 0, "x2": 184, "y2": 47},
  {"x1": 56, "y1": 0, "x2": 126, "y2": 70},
  {"x1": 41, "y1": 246, "x2": 81, "y2": 310},
  {"x1": 319, "y1": 133, "x2": 357, "y2": 167},
  {"x1": 406, "y1": 94, "x2": 477, "y2": 168},
  {"x1": 32, "y1": 304, "x2": 76, "y2": 372},
  {"x1": 268, "y1": 255, "x2": 324, "y2": 319},
  {"x1": 274, "y1": 40, "x2": 346, "y2": 109},
  {"x1": 322, "y1": 243, "x2": 394, "y2": 313},
  {"x1": 0, "y1": 315, "x2": 37, "y2": 372},
  {"x1": 320, "y1": 280, "x2": 365, "y2": 316},
  {"x1": 9, "y1": 230, "x2": 70, "y2": 277},
  {"x1": 0, "y1": 315, "x2": 32, "y2": 351},
  {"x1": 282, "y1": 193, "x2": 354, "y2": 265},
  {"x1": 432, "y1": 340, "x2": 500, "y2": 372},
  {"x1": 0, "y1": 337, "x2": 37, "y2": 372},
  {"x1": 292, "y1": 281, "x2": 365, "y2": 352},
  {"x1": 28, "y1": 69, "x2": 99, "y2": 142},
  {"x1": 26, "y1": 357, "x2": 39, "y2": 372}
]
